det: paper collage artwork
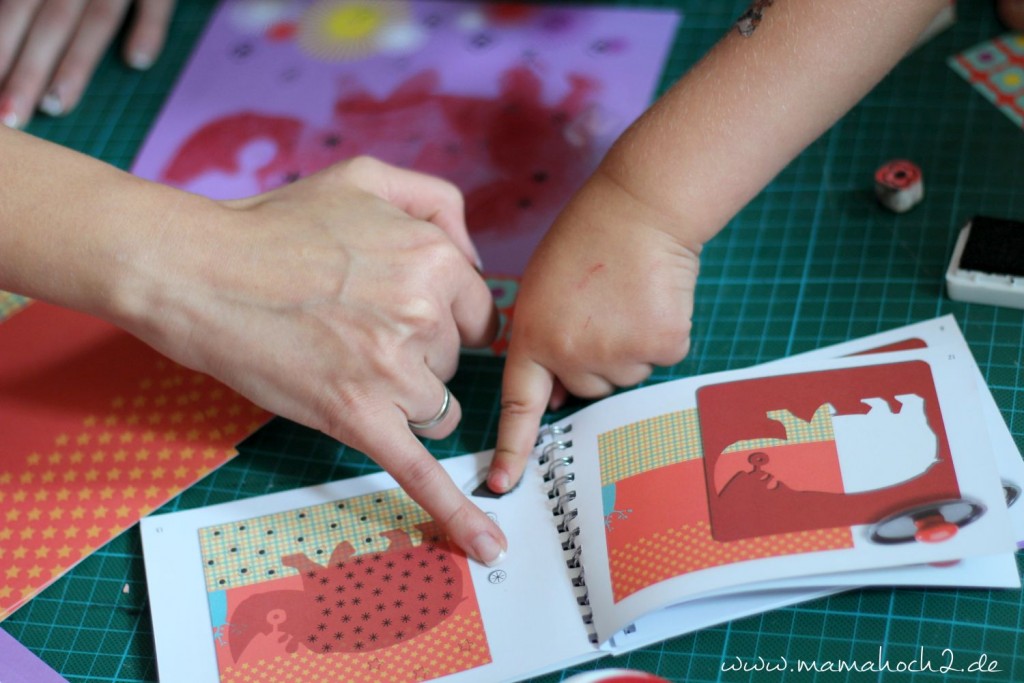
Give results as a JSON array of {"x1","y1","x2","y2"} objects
[
  {"x1": 597, "y1": 349, "x2": 965, "y2": 604},
  {"x1": 597, "y1": 410, "x2": 853, "y2": 604},
  {"x1": 0, "y1": 303, "x2": 271, "y2": 621},
  {"x1": 132, "y1": 0, "x2": 678, "y2": 276},
  {"x1": 949, "y1": 33, "x2": 1024, "y2": 129},
  {"x1": 698, "y1": 361, "x2": 958, "y2": 542},
  {"x1": 130, "y1": 0, "x2": 679, "y2": 354},
  {"x1": 199, "y1": 486, "x2": 489, "y2": 682}
]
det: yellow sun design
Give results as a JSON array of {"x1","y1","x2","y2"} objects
[{"x1": 299, "y1": 0, "x2": 408, "y2": 60}]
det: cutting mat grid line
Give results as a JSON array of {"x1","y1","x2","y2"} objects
[{"x1": 3, "y1": 1, "x2": 1024, "y2": 682}]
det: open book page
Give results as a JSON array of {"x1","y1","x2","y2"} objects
[
  {"x1": 606, "y1": 586, "x2": 839, "y2": 653},
  {"x1": 661, "y1": 316, "x2": 1024, "y2": 594},
  {"x1": 559, "y1": 350, "x2": 1016, "y2": 644},
  {"x1": 672, "y1": 551, "x2": 1018, "y2": 605},
  {"x1": 141, "y1": 452, "x2": 599, "y2": 683},
  {"x1": 558, "y1": 316, "x2": 1020, "y2": 653},
  {"x1": 605, "y1": 551, "x2": 1017, "y2": 657}
]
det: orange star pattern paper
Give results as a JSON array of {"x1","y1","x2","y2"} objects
[{"x1": 0, "y1": 302, "x2": 271, "y2": 621}]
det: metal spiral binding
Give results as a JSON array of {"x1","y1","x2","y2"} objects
[
  {"x1": 542, "y1": 455, "x2": 574, "y2": 481},
  {"x1": 537, "y1": 423, "x2": 573, "y2": 443},
  {"x1": 538, "y1": 423, "x2": 597, "y2": 644},
  {"x1": 539, "y1": 440, "x2": 573, "y2": 466}
]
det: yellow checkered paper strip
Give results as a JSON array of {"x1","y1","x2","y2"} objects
[
  {"x1": 199, "y1": 486, "x2": 432, "y2": 592},
  {"x1": 721, "y1": 404, "x2": 835, "y2": 452},
  {"x1": 597, "y1": 409, "x2": 702, "y2": 487}
]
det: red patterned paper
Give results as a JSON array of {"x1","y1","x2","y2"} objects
[
  {"x1": 697, "y1": 362, "x2": 958, "y2": 542},
  {"x1": 605, "y1": 459, "x2": 852, "y2": 602},
  {"x1": 0, "y1": 302, "x2": 270, "y2": 620}
]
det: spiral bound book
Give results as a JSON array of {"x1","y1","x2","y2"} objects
[{"x1": 141, "y1": 316, "x2": 1023, "y2": 683}]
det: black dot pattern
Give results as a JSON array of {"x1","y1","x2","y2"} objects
[
  {"x1": 199, "y1": 487, "x2": 433, "y2": 591},
  {"x1": 281, "y1": 522, "x2": 465, "y2": 654}
]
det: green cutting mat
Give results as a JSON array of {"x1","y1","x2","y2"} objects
[{"x1": 4, "y1": 1, "x2": 1024, "y2": 681}]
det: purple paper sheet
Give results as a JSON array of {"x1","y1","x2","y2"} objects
[
  {"x1": 0, "y1": 629, "x2": 69, "y2": 683},
  {"x1": 132, "y1": 0, "x2": 680, "y2": 277}
]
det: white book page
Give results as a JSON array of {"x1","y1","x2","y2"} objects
[
  {"x1": 663, "y1": 552, "x2": 1018, "y2": 602},
  {"x1": 141, "y1": 452, "x2": 599, "y2": 683},
  {"x1": 559, "y1": 350, "x2": 1015, "y2": 644},
  {"x1": 607, "y1": 586, "x2": 840, "y2": 654}
]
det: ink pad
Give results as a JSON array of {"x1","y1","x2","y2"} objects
[{"x1": 946, "y1": 215, "x2": 1024, "y2": 309}]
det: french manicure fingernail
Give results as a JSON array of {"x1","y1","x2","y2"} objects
[
  {"x1": 39, "y1": 90, "x2": 63, "y2": 116},
  {"x1": 129, "y1": 51, "x2": 154, "y2": 70},
  {"x1": 471, "y1": 532, "x2": 506, "y2": 567},
  {"x1": 1, "y1": 101, "x2": 19, "y2": 129}
]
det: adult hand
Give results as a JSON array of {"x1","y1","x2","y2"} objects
[
  {"x1": 121, "y1": 156, "x2": 506, "y2": 565},
  {"x1": 0, "y1": 0, "x2": 174, "y2": 128},
  {"x1": 487, "y1": 169, "x2": 699, "y2": 493}
]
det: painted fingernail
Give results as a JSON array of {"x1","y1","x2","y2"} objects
[
  {"x1": 471, "y1": 532, "x2": 506, "y2": 567},
  {"x1": 0, "y1": 100, "x2": 20, "y2": 129},
  {"x1": 128, "y1": 51, "x2": 154, "y2": 70},
  {"x1": 39, "y1": 90, "x2": 63, "y2": 117}
]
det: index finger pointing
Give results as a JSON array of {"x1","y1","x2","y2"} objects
[
  {"x1": 489, "y1": 351, "x2": 554, "y2": 493},
  {"x1": 353, "y1": 413, "x2": 507, "y2": 567}
]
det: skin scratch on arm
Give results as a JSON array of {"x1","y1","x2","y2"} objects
[{"x1": 576, "y1": 262, "x2": 606, "y2": 290}]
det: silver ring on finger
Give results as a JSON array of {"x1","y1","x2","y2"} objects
[{"x1": 408, "y1": 385, "x2": 452, "y2": 431}]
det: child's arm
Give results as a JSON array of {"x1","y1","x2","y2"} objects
[
  {"x1": 489, "y1": 0, "x2": 948, "y2": 492},
  {"x1": 0, "y1": 126, "x2": 507, "y2": 566}
]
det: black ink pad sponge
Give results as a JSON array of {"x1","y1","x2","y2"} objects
[{"x1": 946, "y1": 215, "x2": 1024, "y2": 309}]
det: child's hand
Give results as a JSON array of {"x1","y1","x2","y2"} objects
[
  {"x1": 488, "y1": 168, "x2": 699, "y2": 493},
  {"x1": 0, "y1": 0, "x2": 174, "y2": 128},
  {"x1": 487, "y1": 0, "x2": 953, "y2": 494}
]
